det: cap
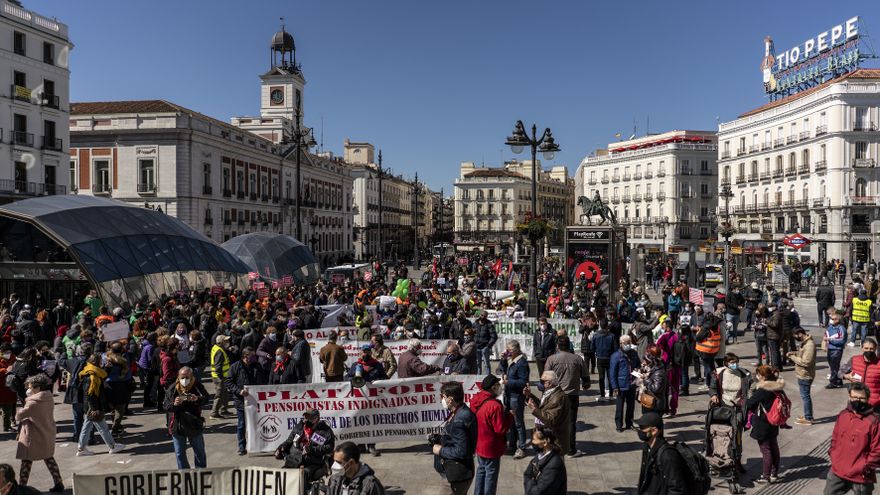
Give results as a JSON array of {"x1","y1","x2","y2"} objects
[
  {"x1": 361, "y1": 344, "x2": 373, "y2": 352},
  {"x1": 635, "y1": 412, "x2": 663, "y2": 428},
  {"x1": 215, "y1": 335, "x2": 229, "y2": 345},
  {"x1": 751, "y1": 282, "x2": 758, "y2": 289},
  {"x1": 794, "y1": 327, "x2": 807, "y2": 335},
  {"x1": 481, "y1": 374, "x2": 500, "y2": 390}
]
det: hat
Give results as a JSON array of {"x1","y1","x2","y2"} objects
[
  {"x1": 287, "y1": 320, "x2": 298, "y2": 329},
  {"x1": 481, "y1": 374, "x2": 500, "y2": 390},
  {"x1": 215, "y1": 335, "x2": 229, "y2": 345},
  {"x1": 635, "y1": 412, "x2": 663, "y2": 429},
  {"x1": 794, "y1": 327, "x2": 807, "y2": 335},
  {"x1": 361, "y1": 344, "x2": 373, "y2": 352},
  {"x1": 751, "y1": 282, "x2": 758, "y2": 289}
]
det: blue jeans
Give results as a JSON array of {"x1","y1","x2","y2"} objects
[
  {"x1": 172, "y1": 433, "x2": 207, "y2": 469},
  {"x1": 477, "y1": 347, "x2": 492, "y2": 375},
  {"x1": 798, "y1": 378, "x2": 813, "y2": 421},
  {"x1": 474, "y1": 456, "x2": 500, "y2": 495},
  {"x1": 505, "y1": 393, "x2": 527, "y2": 449},
  {"x1": 71, "y1": 402, "x2": 84, "y2": 441},
  {"x1": 78, "y1": 416, "x2": 115, "y2": 451},
  {"x1": 828, "y1": 349, "x2": 844, "y2": 386},
  {"x1": 236, "y1": 408, "x2": 246, "y2": 452},
  {"x1": 743, "y1": 307, "x2": 755, "y2": 330},
  {"x1": 726, "y1": 313, "x2": 740, "y2": 343},
  {"x1": 851, "y1": 322, "x2": 868, "y2": 344},
  {"x1": 680, "y1": 366, "x2": 690, "y2": 392}
]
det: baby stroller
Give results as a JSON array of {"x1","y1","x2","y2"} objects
[{"x1": 704, "y1": 404, "x2": 745, "y2": 494}]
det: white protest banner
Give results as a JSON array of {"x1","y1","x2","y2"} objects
[
  {"x1": 245, "y1": 375, "x2": 484, "y2": 453},
  {"x1": 73, "y1": 465, "x2": 302, "y2": 495},
  {"x1": 307, "y1": 338, "x2": 454, "y2": 382},
  {"x1": 100, "y1": 320, "x2": 130, "y2": 342},
  {"x1": 474, "y1": 317, "x2": 580, "y2": 360}
]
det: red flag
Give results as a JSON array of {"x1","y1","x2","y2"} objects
[
  {"x1": 493, "y1": 258, "x2": 502, "y2": 277},
  {"x1": 432, "y1": 258, "x2": 438, "y2": 278},
  {"x1": 689, "y1": 288, "x2": 704, "y2": 305}
]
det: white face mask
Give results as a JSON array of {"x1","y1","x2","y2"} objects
[
  {"x1": 331, "y1": 461, "x2": 345, "y2": 476},
  {"x1": 180, "y1": 378, "x2": 191, "y2": 388},
  {"x1": 441, "y1": 397, "x2": 450, "y2": 410},
  {"x1": 1, "y1": 353, "x2": 10, "y2": 360},
  {"x1": 25, "y1": 388, "x2": 34, "y2": 397}
]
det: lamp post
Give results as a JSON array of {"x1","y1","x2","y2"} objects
[
  {"x1": 285, "y1": 107, "x2": 317, "y2": 242},
  {"x1": 505, "y1": 120, "x2": 561, "y2": 317},
  {"x1": 720, "y1": 182, "x2": 734, "y2": 296},
  {"x1": 412, "y1": 172, "x2": 421, "y2": 269},
  {"x1": 374, "y1": 150, "x2": 386, "y2": 262}
]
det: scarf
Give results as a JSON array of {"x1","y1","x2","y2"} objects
[
  {"x1": 273, "y1": 355, "x2": 289, "y2": 374},
  {"x1": 79, "y1": 362, "x2": 107, "y2": 397}
]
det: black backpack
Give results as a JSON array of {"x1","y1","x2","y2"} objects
[
  {"x1": 672, "y1": 340, "x2": 688, "y2": 367},
  {"x1": 659, "y1": 441, "x2": 711, "y2": 495}
]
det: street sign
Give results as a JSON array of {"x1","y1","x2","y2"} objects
[{"x1": 782, "y1": 233, "x2": 812, "y2": 250}]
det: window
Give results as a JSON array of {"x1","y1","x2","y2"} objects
[
  {"x1": 43, "y1": 120, "x2": 56, "y2": 149},
  {"x1": 236, "y1": 170, "x2": 244, "y2": 192},
  {"x1": 94, "y1": 159, "x2": 110, "y2": 191},
  {"x1": 856, "y1": 141, "x2": 868, "y2": 159},
  {"x1": 701, "y1": 183, "x2": 709, "y2": 195},
  {"x1": 249, "y1": 174, "x2": 257, "y2": 195},
  {"x1": 788, "y1": 152, "x2": 796, "y2": 169},
  {"x1": 856, "y1": 178, "x2": 868, "y2": 197},
  {"x1": 14, "y1": 161, "x2": 26, "y2": 192},
  {"x1": 751, "y1": 161, "x2": 758, "y2": 175},
  {"x1": 700, "y1": 160, "x2": 709, "y2": 172},
  {"x1": 222, "y1": 168, "x2": 231, "y2": 191},
  {"x1": 13, "y1": 31, "x2": 24, "y2": 56},
  {"x1": 138, "y1": 159, "x2": 155, "y2": 190},
  {"x1": 203, "y1": 163, "x2": 211, "y2": 188},
  {"x1": 13, "y1": 71, "x2": 26, "y2": 88},
  {"x1": 69, "y1": 159, "x2": 77, "y2": 190},
  {"x1": 777, "y1": 217, "x2": 785, "y2": 232},
  {"x1": 820, "y1": 144, "x2": 826, "y2": 161},
  {"x1": 856, "y1": 107, "x2": 869, "y2": 129},
  {"x1": 775, "y1": 156, "x2": 783, "y2": 173},
  {"x1": 42, "y1": 42, "x2": 54, "y2": 65},
  {"x1": 802, "y1": 149, "x2": 810, "y2": 166},
  {"x1": 764, "y1": 130, "x2": 771, "y2": 145}
]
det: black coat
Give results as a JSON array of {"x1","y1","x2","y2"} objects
[
  {"x1": 473, "y1": 319, "x2": 497, "y2": 349},
  {"x1": 637, "y1": 437, "x2": 689, "y2": 495},
  {"x1": 277, "y1": 419, "x2": 336, "y2": 468},
  {"x1": 532, "y1": 326, "x2": 557, "y2": 360},
  {"x1": 225, "y1": 360, "x2": 258, "y2": 409},
  {"x1": 815, "y1": 286, "x2": 836, "y2": 308},
  {"x1": 58, "y1": 355, "x2": 87, "y2": 405},
  {"x1": 523, "y1": 450, "x2": 567, "y2": 495},
  {"x1": 290, "y1": 338, "x2": 311, "y2": 382},
  {"x1": 433, "y1": 405, "x2": 477, "y2": 475},
  {"x1": 745, "y1": 379, "x2": 785, "y2": 442},
  {"x1": 268, "y1": 356, "x2": 299, "y2": 385}
]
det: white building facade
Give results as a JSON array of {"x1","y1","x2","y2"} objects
[
  {"x1": 0, "y1": 0, "x2": 71, "y2": 202},
  {"x1": 718, "y1": 68, "x2": 880, "y2": 264},
  {"x1": 575, "y1": 130, "x2": 718, "y2": 252}
]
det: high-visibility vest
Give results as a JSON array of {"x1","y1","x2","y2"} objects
[
  {"x1": 210, "y1": 345, "x2": 230, "y2": 379},
  {"x1": 696, "y1": 328, "x2": 721, "y2": 355},
  {"x1": 853, "y1": 298, "x2": 873, "y2": 323}
]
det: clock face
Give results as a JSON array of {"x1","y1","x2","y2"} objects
[{"x1": 270, "y1": 89, "x2": 284, "y2": 105}]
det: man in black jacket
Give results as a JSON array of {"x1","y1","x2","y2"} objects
[
  {"x1": 274, "y1": 408, "x2": 336, "y2": 487},
  {"x1": 326, "y1": 441, "x2": 385, "y2": 495},
  {"x1": 433, "y1": 382, "x2": 477, "y2": 495},
  {"x1": 815, "y1": 278, "x2": 836, "y2": 328},
  {"x1": 743, "y1": 282, "x2": 762, "y2": 332},
  {"x1": 532, "y1": 317, "x2": 557, "y2": 376},
  {"x1": 225, "y1": 347, "x2": 258, "y2": 455},
  {"x1": 57, "y1": 342, "x2": 93, "y2": 442},
  {"x1": 473, "y1": 314, "x2": 497, "y2": 375},
  {"x1": 725, "y1": 286, "x2": 744, "y2": 344},
  {"x1": 636, "y1": 412, "x2": 688, "y2": 494}
]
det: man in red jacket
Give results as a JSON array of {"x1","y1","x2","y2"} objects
[
  {"x1": 841, "y1": 339, "x2": 880, "y2": 409},
  {"x1": 471, "y1": 374, "x2": 512, "y2": 495},
  {"x1": 825, "y1": 382, "x2": 880, "y2": 495}
]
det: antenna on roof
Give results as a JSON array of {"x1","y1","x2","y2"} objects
[
  {"x1": 646, "y1": 115, "x2": 650, "y2": 135},
  {"x1": 320, "y1": 114, "x2": 324, "y2": 153}
]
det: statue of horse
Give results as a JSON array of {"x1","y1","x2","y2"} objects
[{"x1": 577, "y1": 194, "x2": 617, "y2": 226}]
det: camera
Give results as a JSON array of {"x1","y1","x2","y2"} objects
[{"x1": 427, "y1": 433, "x2": 442, "y2": 446}]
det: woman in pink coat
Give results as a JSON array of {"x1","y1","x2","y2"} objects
[
  {"x1": 15, "y1": 373, "x2": 63, "y2": 492},
  {"x1": 655, "y1": 319, "x2": 681, "y2": 416}
]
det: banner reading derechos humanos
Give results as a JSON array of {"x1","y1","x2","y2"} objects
[{"x1": 244, "y1": 375, "x2": 484, "y2": 453}]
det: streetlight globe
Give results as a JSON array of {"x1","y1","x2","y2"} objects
[
  {"x1": 511, "y1": 145, "x2": 524, "y2": 155},
  {"x1": 542, "y1": 151, "x2": 556, "y2": 161}
]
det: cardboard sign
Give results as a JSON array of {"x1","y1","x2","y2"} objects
[{"x1": 100, "y1": 320, "x2": 130, "y2": 342}]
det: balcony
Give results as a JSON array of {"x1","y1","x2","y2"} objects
[
  {"x1": 587, "y1": 179, "x2": 597, "y2": 185},
  {"x1": 272, "y1": 196, "x2": 280, "y2": 204},
  {"x1": 611, "y1": 175, "x2": 621, "y2": 183},
  {"x1": 41, "y1": 136, "x2": 62, "y2": 151},
  {"x1": 633, "y1": 172, "x2": 642, "y2": 180},
  {"x1": 699, "y1": 215, "x2": 712, "y2": 223},
  {"x1": 795, "y1": 199, "x2": 808, "y2": 209},
  {"x1": 853, "y1": 122, "x2": 876, "y2": 132},
  {"x1": 137, "y1": 183, "x2": 156, "y2": 195},
  {"x1": 853, "y1": 158, "x2": 875, "y2": 168},
  {"x1": 202, "y1": 185, "x2": 212, "y2": 195},
  {"x1": 760, "y1": 172, "x2": 771, "y2": 181},
  {"x1": 644, "y1": 192, "x2": 653, "y2": 201},
  {"x1": 799, "y1": 131, "x2": 811, "y2": 141},
  {"x1": 249, "y1": 192, "x2": 257, "y2": 201},
  {"x1": 786, "y1": 136, "x2": 797, "y2": 144},
  {"x1": 236, "y1": 191, "x2": 245, "y2": 199},
  {"x1": 623, "y1": 173, "x2": 631, "y2": 181},
  {"x1": 40, "y1": 93, "x2": 59, "y2": 109},
  {"x1": 748, "y1": 145, "x2": 759, "y2": 154},
  {"x1": 852, "y1": 196, "x2": 878, "y2": 206},
  {"x1": 11, "y1": 84, "x2": 30, "y2": 103},
  {"x1": 237, "y1": 218, "x2": 245, "y2": 226},
  {"x1": 818, "y1": 225, "x2": 828, "y2": 233},
  {"x1": 761, "y1": 227, "x2": 773, "y2": 234},
  {"x1": 736, "y1": 148, "x2": 746, "y2": 156},
  {"x1": 785, "y1": 167, "x2": 796, "y2": 177},
  {"x1": 657, "y1": 192, "x2": 666, "y2": 200},
  {"x1": 853, "y1": 224, "x2": 871, "y2": 234},
  {"x1": 680, "y1": 190, "x2": 694, "y2": 199},
  {"x1": 204, "y1": 217, "x2": 213, "y2": 226},
  {"x1": 761, "y1": 142, "x2": 772, "y2": 151},
  {"x1": 813, "y1": 198, "x2": 828, "y2": 208},
  {"x1": 600, "y1": 177, "x2": 610, "y2": 184},
  {"x1": 771, "y1": 169, "x2": 783, "y2": 179},
  {"x1": 645, "y1": 171, "x2": 653, "y2": 179},
  {"x1": 816, "y1": 125, "x2": 828, "y2": 136},
  {"x1": 261, "y1": 194, "x2": 269, "y2": 202},
  {"x1": 622, "y1": 195, "x2": 630, "y2": 204},
  {"x1": 223, "y1": 218, "x2": 232, "y2": 226},
  {"x1": 736, "y1": 176, "x2": 747, "y2": 185},
  {"x1": 748, "y1": 173, "x2": 759, "y2": 182},
  {"x1": 657, "y1": 170, "x2": 666, "y2": 177},
  {"x1": 774, "y1": 138, "x2": 784, "y2": 148},
  {"x1": 12, "y1": 131, "x2": 33, "y2": 147},
  {"x1": 680, "y1": 167, "x2": 693, "y2": 176},
  {"x1": 222, "y1": 189, "x2": 232, "y2": 198},
  {"x1": 798, "y1": 164, "x2": 810, "y2": 174},
  {"x1": 701, "y1": 191, "x2": 712, "y2": 199},
  {"x1": 92, "y1": 183, "x2": 111, "y2": 195},
  {"x1": 633, "y1": 194, "x2": 642, "y2": 202},
  {"x1": 720, "y1": 178, "x2": 731, "y2": 188},
  {"x1": 610, "y1": 196, "x2": 620, "y2": 204},
  {"x1": 815, "y1": 160, "x2": 827, "y2": 171},
  {"x1": 44, "y1": 184, "x2": 65, "y2": 195},
  {"x1": 783, "y1": 200, "x2": 795, "y2": 208},
  {"x1": 700, "y1": 168, "x2": 714, "y2": 176},
  {"x1": 733, "y1": 205, "x2": 746, "y2": 214},
  {"x1": 721, "y1": 150, "x2": 731, "y2": 159}
]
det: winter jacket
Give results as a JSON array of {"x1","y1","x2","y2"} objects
[
  {"x1": 526, "y1": 387, "x2": 571, "y2": 456},
  {"x1": 269, "y1": 355, "x2": 299, "y2": 385},
  {"x1": 397, "y1": 349, "x2": 440, "y2": 378},
  {"x1": 744, "y1": 379, "x2": 786, "y2": 442},
  {"x1": 290, "y1": 338, "x2": 311, "y2": 382},
  {"x1": 0, "y1": 354, "x2": 18, "y2": 405},
  {"x1": 137, "y1": 341, "x2": 154, "y2": 371},
  {"x1": 326, "y1": 463, "x2": 384, "y2": 495},
  {"x1": 767, "y1": 309, "x2": 786, "y2": 342},
  {"x1": 471, "y1": 390, "x2": 513, "y2": 459},
  {"x1": 825, "y1": 324, "x2": 847, "y2": 353},
  {"x1": 725, "y1": 291, "x2": 744, "y2": 315},
  {"x1": 277, "y1": 419, "x2": 336, "y2": 469},
  {"x1": 712, "y1": 367, "x2": 752, "y2": 414},
  {"x1": 545, "y1": 350, "x2": 589, "y2": 395},
  {"x1": 829, "y1": 403, "x2": 880, "y2": 484},
  {"x1": 345, "y1": 357, "x2": 387, "y2": 382},
  {"x1": 441, "y1": 353, "x2": 471, "y2": 375},
  {"x1": 319, "y1": 342, "x2": 348, "y2": 378},
  {"x1": 840, "y1": 355, "x2": 880, "y2": 407},
  {"x1": 159, "y1": 350, "x2": 179, "y2": 387},
  {"x1": 372, "y1": 345, "x2": 397, "y2": 378},
  {"x1": 655, "y1": 331, "x2": 679, "y2": 367},
  {"x1": 592, "y1": 329, "x2": 616, "y2": 360},
  {"x1": 473, "y1": 319, "x2": 497, "y2": 350},
  {"x1": 744, "y1": 288, "x2": 762, "y2": 310},
  {"x1": 790, "y1": 336, "x2": 817, "y2": 380},
  {"x1": 532, "y1": 326, "x2": 557, "y2": 360},
  {"x1": 815, "y1": 285, "x2": 836, "y2": 308},
  {"x1": 666, "y1": 294, "x2": 682, "y2": 313},
  {"x1": 433, "y1": 405, "x2": 477, "y2": 477},
  {"x1": 163, "y1": 380, "x2": 209, "y2": 437},
  {"x1": 499, "y1": 355, "x2": 530, "y2": 397},
  {"x1": 256, "y1": 335, "x2": 281, "y2": 372},
  {"x1": 642, "y1": 361, "x2": 668, "y2": 413},
  {"x1": 523, "y1": 449, "x2": 567, "y2": 495},
  {"x1": 225, "y1": 360, "x2": 258, "y2": 410},
  {"x1": 637, "y1": 437, "x2": 688, "y2": 495},
  {"x1": 15, "y1": 390, "x2": 55, "y2": 461},
  {"x1": 633, "y1": 320, "x2": 655, "y2": 359},
  {"x1": 579, "y1": 323, "x2": 595, "y2": 354},
  {"x1": 610, "y1": 348, "x2": 640, "y2": 391}
]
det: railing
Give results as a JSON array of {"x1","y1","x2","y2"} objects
[
  {"x1": 610, "y1": 196, "x2": 620, "y2": 204},
  {"x1": 680, "y1": 168, "x2": 693, "y2": 176},
  {"x1": 645, "y1": 171, "x2": 653, "y2": 179},
  {"x1": 611, "y1": 175, "x2": 621, "y2": 182},
  {"x1": 223, "y1": 218, "x2": 232, "y2": 226},
  {"x1": 748, "y1": 173, "x2": 759, "y2": 182},
  {"x1": 236, "y1": 191, "x2": 245, "y2": 199},
  {"x1": 12, "y1": 131, "x2": 33, "y2": 147},
  {"x1": 785, "y1": 167, "x2": 796, "y2": 177},
  {"x1": 795, "y1": 199, "x2": 808, "y2": 209},
  {"x1": 681, "y1": 190, "x2": 694, "y2": 198},
  {"x1": 587, "y1": 179, "x2": 597, "y2": 185},
  {"x1": 223, "y1": 189, "x2": 232, "y2": 198},
  {"x1": 700, "y1": 191, "x2": 712, "y2": 199},
  {"x1": 815, "y1": 125, "x2": 828, "y2": 136},
  {"x1": 774, "y1": 139, "x2": 784, "y2": 148},
  {"x1": 633, "y1": 172, "x2": 642, "y2": 180},
  {"x1": 799, "y1": 131, "x2": 810, "y2": 141},
  {"x1": 601, "y1": 177, "x2": 609, "y2": 184},
  {"x1": 40, "y1": 94, "x2": 59, "y2": 109},
  {"x1": 853, "y1": 122, "x2": 876, "y2": 132},
  {"x1": 249, "y1": 193, "x2": 257, "y2": 201},
  {"x1": 41, "y1": 136, "x2": 62, "y2": 151},
  {"x1": 657, "y1": 170, "x2": 666, "y2": 177},
  {"x1": 853, "y1": 158, "x2": 875, "y2": 168},
  {"x1": 700, "y1": 168, "x2": 714, "y2": 175},
  {"x1": 137, "y1": 183, "x2": 156, "y2": 194},
  {"x1": 657, "y1": 192, "x2": 666, "y2": 200},
  {"x1": 45, "y1": 184, "x2": 65, "y2": 195},
  {"x1": 699, "y1": 215, "x2": 712, "y2": 223},
  {"x1": 798, "y1": 164, "x2": 810, "y2": 174},
  {"x1": 815, "y1": 160, "x2": 827, "y2": 171},
  {"x1": 733, "y1": 205, "x2": 746, "y2": 214},
  {"x1": 644, "y1": 192, "x2": 653, "y2": 201},
  {"x1": 237, "y1": 218, "x2": 245, "y2": 226},
  {"x1": 748, "y1": 145, "x2": 759, "y2": 153},
  {"x1": 92, "y1": 183, "x2": 111, "y2": 195},
  {"x1": 633, "y1": 194, "x2": 642, "y2": 202},
  {"x1": 736, "y1": 176, "x2": 746, "y2": 185},
  {"x1": 622, "y1": 194, "x2": 632, "y2": 203},
  {"x1": 737, "y1": 148, "x2": 746, "y2": 156},
  {"x1": 819, "y1": 225, "x2": 828, "y2": 234},
  {"x1": 204, "y1": 217, "x2": 213, "y2": 226},
  {"x1": 772, "y1": 169, "x2": 783, "y2": 178},
  {"x1": 853, "y1": 224, "x2": 871, "y2": 234},
  {"x1": 760, "y1": 171, "x2": 771, "y2": 180},
  {"x1": 261, "y1": 194, "x2": 269, "y2": 202},
  {"x1": 852, "y1": 196, "x2": 878, "y2": 206},
  {"x1": 721, "y1": 150, "x2": 731, "y2": 159},
  {"x1": 272, "y1": 196, "x2": 280, "y2": 204},
  {"x1": 813, "y1": 198, "x2": 828, "y2": 208},
  {"x1": 623, "y1": 173, "x2": 631, "y2": 181},
  {"x1": 761, "y1": 142, "x2": 772, "y2": 151},
  {"x1": 202, "y1": 185, "x2": 212, "y2": 195},
  {"x1": 786, "y1": 136, "x2": 797, "y2": 144}
]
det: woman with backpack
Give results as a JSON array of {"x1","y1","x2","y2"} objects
[
  {"x1": 744, "y1": 365, "x2": 787, "y2": 484},
  {"x1": 655, "y1": 320, "x2": 682, "y2": 416}
]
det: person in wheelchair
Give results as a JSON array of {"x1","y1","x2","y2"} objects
[{"x1": 274, "y1": 408, "x2": 335, "y2": 487}]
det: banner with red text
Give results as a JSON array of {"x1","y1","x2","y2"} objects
[{"x1": 244, "y1": 376, "x2": 484, "y2": 452}]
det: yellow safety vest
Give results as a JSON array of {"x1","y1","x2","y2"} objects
[
  {"x1": 210, "y1": 345, "x2": 230, "y2": 379},
  {"x1": 853, "y1": 298, "x2": 873, "y2": 323}
]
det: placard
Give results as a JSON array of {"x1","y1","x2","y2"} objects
[{"x1": 100, "y1": 320, "x2": 130, "y2": 342}]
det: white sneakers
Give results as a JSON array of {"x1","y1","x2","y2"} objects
[
  {"x1": 76, "y1": 449, "x2": 94, "y2": 457},
  {"x1": 109, "y1": 443, "x2": 126, "y2": 454},
  {"x1": 847, "y1": 342, "x2": 856, "y2": 347}
]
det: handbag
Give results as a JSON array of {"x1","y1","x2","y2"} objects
[
  {"x1": 441, "y1": 458, "x2": 474, "y2": 483},
  {"x1": 172, "y1": 410, "x2": 205, "y2": 437},
  {"x1": 639, "y1": 390, "x2": 657, "y2": 410}
]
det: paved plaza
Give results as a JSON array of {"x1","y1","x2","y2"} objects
[{"x1": 0, "y1": 296, "x2": 850, "y2": 494}]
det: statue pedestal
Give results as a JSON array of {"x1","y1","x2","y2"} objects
[{"x1": 565, "y1": 226, "x2": 628, "y2": 308}]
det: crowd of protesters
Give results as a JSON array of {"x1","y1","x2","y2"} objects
[{"x1": 0, "y1": 253, "x2": 879, "y2": 494}]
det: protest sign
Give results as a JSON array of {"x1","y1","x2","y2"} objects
[
  {"x1": 73, "y1": 465, "x2": 302, "y2": 495},
  {"x1": 210, "y1": 285, "x2": 223, "y2": 295},
  {"x1": 100, "y1": 320, "x2": 130, "y2": 342},
  {"x1": 245, "y1": 375, "x2": 484, "y2": 452},
  {"x1": 307, "y1": 338, "x2": 454, "y2": 382},
  {"x1": 471, "y1": 316, "x2": 580, "y2": 360}
]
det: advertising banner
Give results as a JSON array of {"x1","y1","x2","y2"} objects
[
  {"x1": 245, "y1": 376, "x2": 484, "y2": 453},
  {"x1": 73, "y1": 466, "x2": 302, "y2": 495},
  {"x1": 308, "y1": 338, "x2": 454, "y2": 382}
]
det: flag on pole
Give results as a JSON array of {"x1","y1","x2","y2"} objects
[
  {"x1": 492, "y1": 258, "x2": 503, "y2": 277},
  {"x1": 689, "y1": 288, "x2": 704, "y2": 305}
]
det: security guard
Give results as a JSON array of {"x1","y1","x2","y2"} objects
[{"x1": 210, "y1": 335, "x2": 231, "y2": 419}]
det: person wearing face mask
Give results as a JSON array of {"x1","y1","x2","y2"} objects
[
  {"x1": 14, "y1": 374, "x2": 64, "y2": 492},
  {"x1": 471, "y1": 375, "x2": 512, "y2": 495},
  {"x1": 532, "y1": 317, "x2": 556, "y2": 376},
  {"x1": 524, "y1": 371, "x2": 570, "y2": 456},
  {"x1": 76, "y1": 353, "x2": 125, "y2": 457},
  {"x1": 157, "y1": 337, "x2": 181, "y2": 414},
  {"x1": 610, "y1": 335, "x2": 641, "y2": 432},
  {"x1": 635, "y1": 412, "x2": 688, "y2": 494},
  {"x1": 498, "y1": 340, "x2": 530, "y2": 459},
  {"x1": 320, "y1": 331, "x2": 349, "y2": 382},
  {"x1": 460, "y1": 329, "x2": 477, "y2": 373},
  {"x1": 841, "y1": 338, "x2": 880, "y2": 411},
  {"x1": 432, "y1": 382, "x2": 477, "y2": 495},
  {"x1": 522, "y1": 425, "x2": 567, "y2": 495},
  {"x1": 787, "y1": 327, "x2": 816, "y2": 426},
  {"x1": 289, "y1": 329, "x2": 311, "y2": 384},
  {"x1": 473, "y1": 313, "x2": 497, "y2": 376},
  {"x1": 225, "y1": 347, "x2": 258, "y2": 455},
  {"x1": 442, "y1": 342, "x2": 470, "y2": 375},
  {"x1": 744, "y1": 366, "x2": 786, "y2": 484},
  {"x1": 825, "y1": 382, "x2": 880, "y2": 495},
  {"x1": 0, "y1": 462, "x2": 40, "y2": 495},
  {"x1": 397, "y1": 339, "x2": 441, "y2": 378},
  {"x1": 0, "y1": 344, "x2": 16, "y2": 433},
  {"x1": 255, "y1": 325, "x2": 281, "y2": 384},
  {"x1": 164, "y1": 366, "x2": 208, "y2": 469},
  {"x1": 269, "y1": 346, "x2": 297, "y2": 385},
  {"x1": 274, "y1": 409, "x2": 337, "y2": 488},
  {"x1": 326, "y1": 441, "x2": 384, "y2": 495}
]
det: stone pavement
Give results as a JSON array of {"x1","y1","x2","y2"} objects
[{"x1": 0, "y1": 296, "x2": 850, "y2": 494}]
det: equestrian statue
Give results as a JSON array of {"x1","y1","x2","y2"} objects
[{"x1": 577, "y1": 191, "x2": 617, "y2": 226}]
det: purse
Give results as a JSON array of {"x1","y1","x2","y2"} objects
[
  {"x1": 639, "y1": 390, "x2": 657, "y2": 410},
  {"x1": 441, "y1": 458, "x2": 474, "y2": 483}
]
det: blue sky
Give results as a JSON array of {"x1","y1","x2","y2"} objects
[{"x1": 27, "y1": 0, "x2": 880, "y2": 191}]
